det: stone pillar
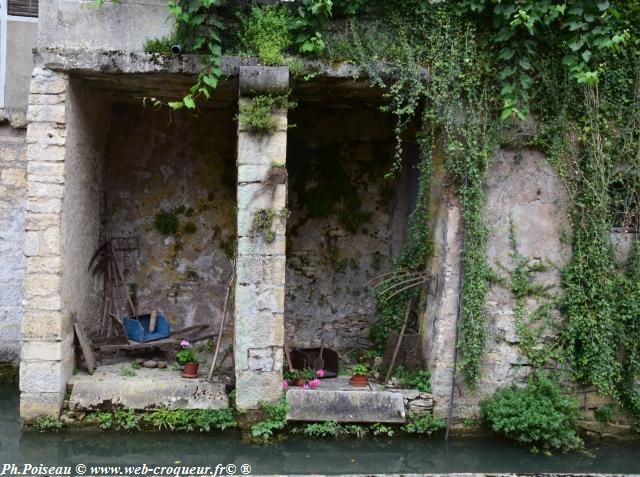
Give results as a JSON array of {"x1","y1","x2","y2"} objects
[
  {"x1": 20, "y1": 67, "x2": 73, "y2": 419},
  {"x1": 234, "y1": 66, "x2": 289, "y2": 410}
]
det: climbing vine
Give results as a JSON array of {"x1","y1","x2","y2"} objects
[{"x1": 132, "y1": 0, "x2": 640, "y2": 417}]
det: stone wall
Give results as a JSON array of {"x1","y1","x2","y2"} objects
[
  {"x1": 102, "y1": 102, "x2": 237, "y2": 346},
  {"x1": 61, "y1": 78, "x2": 108, "y2": 337},
  {"x1": 428, "y1": 148, "x2": 570, "y2": 419},
  {"x1": 38, "y1": 0, "x2": 173, "y2": 52},
  {"x1": 0, "y1": 127, "x2": 27, "y2": 363},
  {"x1": 285, "y1": 103, "x2": 413, "y2": 353}
]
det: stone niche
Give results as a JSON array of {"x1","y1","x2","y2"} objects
[
  {"x1": 284, "y1": 100, "x2": 417, "y2": 353},
  {"x1": 100, "y1": 101, "x2": 237, "y2": 353}
]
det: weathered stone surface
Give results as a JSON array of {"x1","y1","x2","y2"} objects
[
  {"x1": 235, "y1": 371, "x2": 282, "y2": 410},
  {"x1": 237, "y1": 132, "x2": 288, "y2": 166},
  {"x1": 68, "y1": 372, "x2": 229, "y2": 411},
  {"x1": 0, "y1": 133, "x2": 27, "y2": 364},
  {"x1": 234, "y1": 67, "x2": 289, "y2": 410},
  {"x1": 408, "y1": 398, "x2": 434, "y2": 413},
  {"x1": 286, "y1": 389, "x2": 406, "y2": 423},
  {"x1": 238, "y1": 66, "x2": 289, "y2": 96},
  {"x1": 21, "y1": 334, "x2": 73, "y2": 361},
  {"x1": 20, "y1": 355, "x2": 73, "y2": 394},
  {"x1": 20, "y1": 391, "x2": 64, "y2": 420},
  {"x1": 395, "y1": 389, "x2": 420, "y2": 400},
  {"x1": 22, "y1": 309, "x2": 72, "y2": 341}
]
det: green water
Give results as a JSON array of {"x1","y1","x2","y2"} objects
[{"x1": 2, "y1": 386, "x2": 639, "y2": 474}]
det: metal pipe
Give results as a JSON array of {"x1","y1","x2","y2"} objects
[
  {"x1": 446, "y1": 172, "x2": 467, "y2": 441},
  {"x1": 171, "y1": 44, "x2": 182, "y2": 55}
]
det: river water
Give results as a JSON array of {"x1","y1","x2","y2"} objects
[{"x1": 2, "y1": 385, "x2": 639, "y2": 474}]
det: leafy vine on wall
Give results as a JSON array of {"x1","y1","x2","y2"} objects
[{"x1": 130, "y1": 0, "x2": 640, "y2": 422}]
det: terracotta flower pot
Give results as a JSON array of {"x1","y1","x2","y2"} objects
[
  {"x1": 181, "y1": 362, "x2": 199, "y2": 378},
  {"x1": 349, "y1": 374, "x2": 369, "y2": 387},
  {"x1": 294, "y1": 378, "x2": 307, "y2": 387}
]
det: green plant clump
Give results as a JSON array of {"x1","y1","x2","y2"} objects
[
  {"x1": 154, "y1": 210, "x2": 179, "y2": 236},
  {"x1": 89, "y1": 409, "x2": 141, "y2": 432},
  {"x1": 251, "y1": 396, "x2": 288, "y2": 441},
  {"x1": 241, "y1": 6, "x2": 292, "y2": 65},
  {"x1": 33, "y1": 416, "x2": 64, "y2": 432},
  {"x1": 144, "y1": 408, "x2": 236, "y2": 432},
  {"x1": 251, "y1": 208, "x2": 277, "y2": 243},
  {"x1": 594, "y1": 404, "x2": 615, "y2": 424},
  {"x1": 401, "y1": 412, "x2": 446, "y2": 436},
  {"x1": 351, "y1": 364, "x2": 370, "y2": 376},
  {"x1": 144, "y1": 35, "x2": 176, "y2": 54},
  {"x1": 481, "y1": 374, "x2": 583, "y2": 452},
  {"x1": 238, "y1": 94, "x2": 296, "y2": 133},
  {"x1": 393, "y1": 366, "x2": 432, "y2": 393}
]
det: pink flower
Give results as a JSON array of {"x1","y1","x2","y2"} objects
[
  {"x1": 308, "y1": 378, "x2": 320, "y2": 389},
  {"x1": 303, "y1": 384, "x2": 309, "y2": 389},
  {"x1": 281, "y1": 380, "x2": 289, "y2": 389},
  {"x1": 180, "y1": 339, "x2": 190, "y2": 348},
  {"x1": 316, "y1": 369, "x2": 325, "y2": 378}
]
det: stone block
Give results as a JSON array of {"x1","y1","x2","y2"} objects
[
  {"x1": 236, "y1": 284, "x2": 285, "y2": 314},
  {"x1": 24, "y1": 231, "x2": 40, "y2": 256},
  {"x1": 237, "y1": 236, "x2": 286, "y2": 256},
  {"x1": 27, "y1": 197, "x2": 62, "y2": 214},
  {"x1": 235, "y1": 370, "x2": 282, "y2": 410},
  {"x1": 28, "y1": 182, "x2": 64, "y2": 199},
  {"x1": 20, "y1": 391, "x2": 64, "y2": 419},
  {"x1": 1, "y1": 168, "x2": 27, "y2": 188},
  {"x1": 24, "y1": 273, "x2": 60, "y2": 297},
  {"x1": 22, "y1": 294, "x2": 62, "y2": 311},
  {"x1": 20, "y1": 355, "x2": 73, "y2": 394},
  {"x1": 42, "y1": 227, "x2": 60, "y2": 254},
  {"x1": 67, "y1": 375, "x2": 228, "y2": 411},
  {"x1": 235, "y1": 312, "x2": 284, "y2": 363},
  {"x1": 21, "y1": 310, "x2": 69, "y2": 340},
  {"x1": 29, "y1": 93, "x2": 67, "y2": 106},
  {"x1": 238, "y1": 66, "x2": 289, "y2": 96},
  {"x1": 236, "y1": 255, "x2": 286, "y2": 285},
  {"x1": 237, "y1": 131, "x2": 287, "y2": 166},
  {"x1": 396, "y1": 389, "x2": 420, "y2": 400},
  {"x1": 26, "y1": 125, "x2": 67, "y2": 148},
  {"x1": 27, "y1": 104, "x2": 66, "y2": 124},
  {"x1": 27, "y1": 161, "x2": 65, "y2": 181},
  {"x1": 247, "y1": 346, "x2": 283, "y2": 372},
  {"x1": 237, "y1": 183, "x2": 287, "y2": 212},
  {"x1": 21, "y1": 334, "x2": 73, "y2": 362},
  {"x1": 29, "y1": 68, "x2": 68, "y2": 95},
  {"x1": 25, "y1": 213, "x2": 59, "y2": 231},
  {"x1": 286, "y1": 389, "x2": 406, "y2": 423},
  {"x1": 26, "y1": 256, "x2": 62, "y2": 274},
  {"x1": 237, "y1": 163, "x2": 276, "y2": 184},
  {"x1": 408, "y1": 398, "x2": 434, "y2": 413}
]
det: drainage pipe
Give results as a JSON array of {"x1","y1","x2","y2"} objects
[{"x1": 445, "y1": 173, "x2": 467, "y2": 441}]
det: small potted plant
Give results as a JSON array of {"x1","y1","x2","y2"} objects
[
  {"x1": 284, "y1": 368, "x2": 316, "y2": 387},
  {"x1": 350, "y1": 364, "x2": 370, "y2": 387},
  {"x1": 176, "y1": 339, "x2": 199, "y2": 378}
]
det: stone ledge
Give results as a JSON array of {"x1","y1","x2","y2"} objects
[
  {"x1": 68, "y1": 374, "x2": 229, "y2": 411},
  {"x1": 286, "y1": 388, "x2": 406, "y2": 423}
]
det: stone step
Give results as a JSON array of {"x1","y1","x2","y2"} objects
[
  {"x1": 68, "y1": 367, "x2": 228, "y2": 411},
  {"x1": 286, "y1": 388, "x2": 406, "y2": 423}
]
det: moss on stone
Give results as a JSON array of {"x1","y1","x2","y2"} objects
[{"x1": 0, "y1": 362, "x2": 18, "y2": 383}]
